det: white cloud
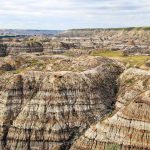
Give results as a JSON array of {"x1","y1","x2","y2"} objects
[{"x1": 0, "y1": 0, "x2": 149, "y2": 29}]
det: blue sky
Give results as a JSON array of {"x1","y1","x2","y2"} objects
[{"x1": 0, "y1": 0, "x2": 150, "y2": 29}]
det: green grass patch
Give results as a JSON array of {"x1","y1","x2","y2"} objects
[
  {"x1": 123, "y1": 55, "x2": 150, "y2": 67},
  {"x1": 91, "y1": 50, "x2": 123, "y2": 57},
  {"x1": 63, "y1": 51, "x2": 74, "y2": 57},
  {"x1": 0, "y1": 70, "x2": 5, "y2": 75},
  {"x1": 106, "y1": 144, "x2": 121, "y2": 150},
  {"x1": 91, "y1": 50, "x2": 150, "y2": 67},
  {"x1": 125, "y1": 78, "x2": 134, "y2": 84}
]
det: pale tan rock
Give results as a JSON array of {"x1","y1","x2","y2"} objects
[
  {"x1": 70, "y1": 68, "x2": 150, "y2": 150},
  {"x1": 0, "y1": 56, "x2": 123, "y2": 150}
]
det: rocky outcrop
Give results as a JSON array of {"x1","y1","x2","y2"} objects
[
  {"x1": 1, "y1": 28, "x2": 149, "y2": 56},
  {"x1": 70, "y1": 68, "x2": 150, "y2": 150},
  {"x1": 123, "y1": 46, "x2": 150, "y2": 56},
  {"x1": 0, "y1": 44, "x2": 7, "y2": 57},
  {"x1": 7, "y1": 41, "x2": 44, "y2": 54},
  {"x1": 57, "y1": 28, "x2": 150, "y2": 53},
  {"x1": 24, "y1": 41, "x2": 43, "y2": 53},
  {"x1": 145, "y1": 60, "x2": 150, "y2": 67},
  {"x1": 0, "y1": 62, "x2": 14, "y2": 71},
  {"x1": 0, "y1": 56, "x2": 123, "y2": 150}
]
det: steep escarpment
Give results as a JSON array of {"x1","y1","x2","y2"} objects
[
  {"x1": 70, "y1": 68, "x2": 150, "y2": 150},
  {"x1": 0, "y1": 56, "x2": 123, "y2": 150}
]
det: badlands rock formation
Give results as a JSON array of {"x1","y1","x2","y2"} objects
[
  {"x1": 0, "y1": 44, "x2": 7, "y2": 57},
  {"x1": 0, "y1": 28, "x2": 149, "y2": 150},
  {"x1": 58, "y1": 28, "x2": 150, "y2": 55},
  {"x1": 70, "y1": 68, "x2": 150, "y2": 150},
  {"x1": 7, "y1": 40, "x2": 43, "y2": 54},
  {"x1": 1, "y1": 28, "x2": 150, "y2": 55},
  {"x1": 0, "y1": 55, "x2": 123, "y2": 150}
]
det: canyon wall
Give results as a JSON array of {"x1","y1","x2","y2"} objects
[
  {"x1": 70, "y1": 68, "x2": 150, "y2": 150},
  {"x1": 0, "y1": 28, "x2": 149, "y2": 150},
  {"x1": 0, "y1": 56, "x2": 123, "y2": 150}
]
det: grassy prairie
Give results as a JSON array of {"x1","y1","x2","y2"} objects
[{"x1": 91, "y1": 50, "x2": 150, "y2": 67}]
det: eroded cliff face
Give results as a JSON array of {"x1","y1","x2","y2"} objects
[
  {"x1": 70, "y1": 68, "x2": 150, "y2": 150},
  {"x1": 7, "y1": 41, "x2": 43, "y2": 55},
  {"x1": 1, "y1": 28, "x2": 150, "y2": 56},
  {"x1": 58, "y1": 29, "x2": 150, "y2": 55},
  {"x1": 0, "y1": 56, "x2": 123, "y2": 150}
]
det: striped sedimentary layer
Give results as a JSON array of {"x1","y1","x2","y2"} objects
[
  {"x1": 70, "y1": 68, "x2": 150, "y2": 150},
  {"x1": 0, "y1": 44, "x2": 7, "y2": 57},
  {"x1": 0, "y1": 57, "x2": 123, "y2": 150}
]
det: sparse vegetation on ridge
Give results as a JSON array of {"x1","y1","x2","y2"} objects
[{"x1": 91, "y1": 50, "x2": 150, "y2": 67}]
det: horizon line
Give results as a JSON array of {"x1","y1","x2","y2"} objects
[{"x1": 0, "y1": 26, "x2": 150, "y2": 31}]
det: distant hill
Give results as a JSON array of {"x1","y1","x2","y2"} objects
[
  {"x1": 58, "y1": 26, "x2": 150, "y2": 37},
  {"x1": 0, "y1": 29, "x2": 63, "y2": 36}
]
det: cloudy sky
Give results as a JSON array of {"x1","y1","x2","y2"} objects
[{"x1": 0, "y1": 0, "x2": 150, "y2": 29}]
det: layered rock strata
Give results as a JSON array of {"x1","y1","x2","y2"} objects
[
  {"x1": 1, "y1": 28, "x2": 150, "y2": 56},
  {"x1": 0, "y1": 56, "x2": 123, "y2": 150},
  {"x1": 7, "y1": 41, "x2": 43, "y2": 54},
  {"x1": 70, "y1": 68, "x2": 150, "y2": 150},
  {"x1": 0, "y1": 44, "x2": 7, "y2": 57},
  {"x1": 58, "y1": 29, "x2": 150, "y2": 53}
]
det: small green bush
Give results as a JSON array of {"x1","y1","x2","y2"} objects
[{"x1": 106, "y1": 144, "x2": 121, "y2": 150}]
